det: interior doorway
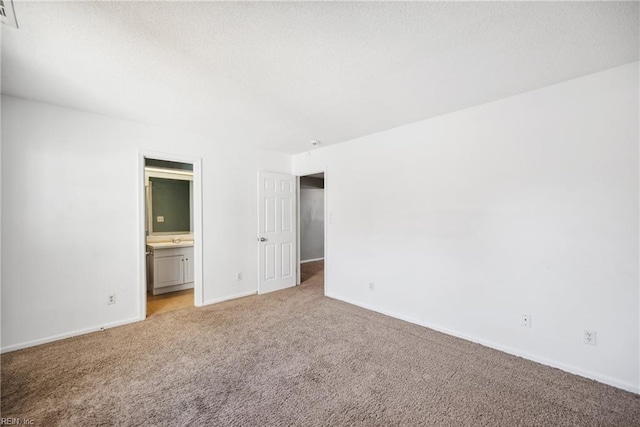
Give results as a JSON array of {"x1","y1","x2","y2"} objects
[
  {"x1": 297, "y1": 172, "x2": 326, "y2": 294},
  {"x1": 138, "y1": 152, "x2": 203, "y2": 320}
]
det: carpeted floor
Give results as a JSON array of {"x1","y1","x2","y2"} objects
[
  {"x1": 300, "y1": 259, "x2": 324, "y2": 284},
  {"x1": 2, "y1": 260, "x2": 639, "y2": 426}
]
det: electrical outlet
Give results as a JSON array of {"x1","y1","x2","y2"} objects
[
  {"x1": 584, "y1": 330, "x2": 597, "y2": 345},
  {"x1": 236, "y1": 272, "x2": 242, "y2": 281},
  {"x1": 369, "y1": 282, "x2": 375, "y2": 291},
  {"x1": 521, "y1": 314, "x2": 531, "y2": 328},
  {"x1": 108, "y1": 294, "x2": 116, "y2": 305}
]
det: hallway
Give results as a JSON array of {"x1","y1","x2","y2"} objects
[{"x1": 300, "y1": 260, "x2": 324, "y2": 289}]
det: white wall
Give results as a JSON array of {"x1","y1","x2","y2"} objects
[
  {"x1": 300, "y1": 187, "x2": 324, "y2": 261},
  {"x1": 1, "y1": 95, "x2": 290, "y2": 351},
  {"x1": 293, "y1": 63, "x2": 640, "y2": 392}
]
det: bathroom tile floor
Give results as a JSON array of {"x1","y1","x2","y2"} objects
[{"x1": 146, "y1": 289, "x2": 194, "y2": 317}]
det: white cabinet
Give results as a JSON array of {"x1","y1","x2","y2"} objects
[
  {"x1": 147, "y1": 244, "x2": 194, "y2": 295},
  {"x1": 154, "y1": 254, "x2": 184, "y2": 287},
  {"x1": 183, "y1": 251, "x2": 194, "y2": 284}
]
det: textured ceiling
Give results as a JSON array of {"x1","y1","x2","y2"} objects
[{"x1": 2, "y1": 1, "x2": 638, "y2": 154}]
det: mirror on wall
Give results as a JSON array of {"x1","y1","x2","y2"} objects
[{"x1": 145, "y1": 160, "x2": 193, "y2": 236}]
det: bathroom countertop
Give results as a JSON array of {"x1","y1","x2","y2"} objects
[{"x1": 147, "y1": 241, "x2": 194, "y2": 250}]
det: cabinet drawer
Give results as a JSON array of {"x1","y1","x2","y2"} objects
[{"x1": 148, "y1": 247, "x2": 190, "y2": 258}]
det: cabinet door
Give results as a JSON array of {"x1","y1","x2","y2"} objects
[
  {"x1": 183, "y1": 247, "x2": 194, "y2": 284},
  {"x1": 154, "y1": 255, "x2": 185, "y2": 288},
  {"x1": 146, "y1": 251, "x2": 154, "y2": 290}
]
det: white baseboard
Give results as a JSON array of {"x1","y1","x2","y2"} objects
[
  {"x1": 202, "y1": 290, "x2": 257, "y2": 306},
  {"x1": 1, "y1": 290, "x2": 258, "y2": 354},
  {"x1": 6, "y1": 290, "x2": 636, "y2": 394},
  {"x1": 1, "y1": 316, "x2": 143, "y2": 354},
  {"x1": 301, "y1": 257, "x2": 324, "y2": 264},
  {"x1": 325, "y1": 292, "x2": 639, "y2": 394}
]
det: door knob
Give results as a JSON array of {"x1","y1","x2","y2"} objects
[{"x1": 259, "y1": 237, "x2": 267, "y2": 242}]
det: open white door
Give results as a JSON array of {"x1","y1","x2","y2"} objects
[{"x1": 258, "y1": 171, "x2": 297, "y2": 294}]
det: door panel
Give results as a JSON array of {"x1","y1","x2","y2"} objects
[
  {"x1": 154, "y1": 255, "x2": 184, "y2": 288},
  {"x1": 281, "y1": 242, "x2": 292, "y2": 278},
  {"x1": 265, "y1": 244, "x2": 276, "y2": 280},
  {"x1": 183, "y1": 247, "x2": 194, "y2": 284},
  {"x1": 265, "y1": 198, "x2": 276, "y2": 233},
  {"x1": 259, "y1": 171, "x2": 297, "y2": 294},
  {"x1": 281, "y1": 198, "x2": 292, "y2": 232}
]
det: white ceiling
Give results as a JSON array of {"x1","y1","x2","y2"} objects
[{"x1": 2, "y1": 1, "x2": 638, "y2": 154}]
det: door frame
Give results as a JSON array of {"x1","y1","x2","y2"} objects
[
  {"x1": 138, "y1": 150, "x2": 204, "y2": 320},
  {"x1": 296, "y1": 167, "x2": 328, "y2": 296}
]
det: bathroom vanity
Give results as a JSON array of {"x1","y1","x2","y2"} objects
[{"x1": 146, "y1": 241, "x2": 194, "y2": 295}]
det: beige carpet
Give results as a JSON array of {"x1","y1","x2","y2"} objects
[{"x1": 2, "y1": 261, "x2": 639, "y2": 426}]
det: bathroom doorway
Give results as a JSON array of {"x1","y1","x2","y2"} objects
[{"x1": 138, "y1": 152, "x2": 203, "y2": 320}]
